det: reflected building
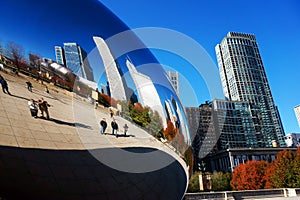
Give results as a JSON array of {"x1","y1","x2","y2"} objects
[
  {"x1": 63, "y1": 42, "x2": 94, "y2": 81},
  {"x1": 54, "y1": 46, "x2": 65, "y2": 66},
  {"x1": 167, "y1": 71, "x2": 180, "y2": 95},
  {"x1": 93, "y1": 36, "x2": 127, "y2": 101},
  {"x1": 126, "y1": 59, "x2": 167, "y2": 127},
  {"x1": 294, "y1": 105, "x2": 300, "y2": 128}
]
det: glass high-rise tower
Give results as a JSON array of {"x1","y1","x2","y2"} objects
[
  {"x1": 55, "y1": 46, "x2": 65, "y2": 66},
  {"x1": 63, "y1": 42, "x2": 94, "y2": 81},
  {"x1": 215, "y1": 32, "x2": 285, "y2": 147}
]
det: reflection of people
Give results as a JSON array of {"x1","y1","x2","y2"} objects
[
  {"x1": 0, "y1": 75, "x2": 11, "y2": 95},
  {"x1": 111, "y1": 119, "x2": 118, "y2": 137},
  {"x1": 109, "y1": 108, "x2": 114, "y2": 118},
  {"x1": 38, "y1": 98, "x2": 51, "y2": 119},
  {"x1": 45, "y1": 85, "x2": 49, "y2": 93},
  {"x1": 123, "y1": 124, "x2": 129, "y2": 136},
  {"x1": 100, "y1": 118, "x2": 107, "y2": 134},
  {"x1": 26, "y1": 81, "x2": 33, "y2": 92},
  {"x1": 28, "y1": 99, "x2": 38, "y2": 118}
]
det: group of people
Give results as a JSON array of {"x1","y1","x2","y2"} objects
[
  {"x1": 99, "y1": 117, "x2": 129, "y2": 138},
  {"x1": 28, "y1": 98, "x2": 51, "y2": 119}
]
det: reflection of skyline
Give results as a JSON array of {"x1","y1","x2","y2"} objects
[
  {"x1": 126, "y1": 59, "x2": 167, "y2": 127},
  {"x1": 1, "y1": 0, "x2": 190, "y2": 142},
  {"x1": 56, "y1": 42, "x2": 94, "y2": 81}
]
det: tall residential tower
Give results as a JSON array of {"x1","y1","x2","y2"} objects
[{"x1": 215, "y1": 32, "x2": 285, "y2": 147}]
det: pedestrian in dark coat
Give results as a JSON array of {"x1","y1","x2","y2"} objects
[
  {"x1": 26, "y1": 81, "x2": 33, "y2": 92},
  {"x1": 111, "y1": 119, "x2": 118, "y2": 137},
  {"x1": 100, "y1": 118, "x2": 107, "y2": 134},
  {"x1": 0, "y1": 75, "x2": 11, "y2": 95}
]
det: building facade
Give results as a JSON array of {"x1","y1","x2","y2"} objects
[
  {"x1": 167, "y1": 71, "x2": 180, "y2": 95},
  {"x1": 186, "y1": 100, "x2": 258, "y2": 163},
  {"x1": 294, "y1": 105, "x2": 300, "y2": 128},
  {"x1": 215, "y1": 32, "x2": 285, "y2": 147},
  {"x1": 63, "y1": 43, "x2": 94, "y2": 81},
  {"x1": 55, "y1": 46, "x2": 65, "y2": 66}
]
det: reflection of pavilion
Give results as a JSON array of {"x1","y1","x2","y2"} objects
[
  {"x1": 93, "y1": 36, "x2": 127, "y2": 101},
  {"x1": 126, "y1": 59, "x2": 167, "y2": 128}
]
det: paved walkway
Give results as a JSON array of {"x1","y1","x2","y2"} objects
[{"x1": 0, "y1": 71, "x2": 188, "y2": 172}]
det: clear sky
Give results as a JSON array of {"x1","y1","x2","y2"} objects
[{"x1": 99, "y1": 0, "x2": 300, "y2": 134}]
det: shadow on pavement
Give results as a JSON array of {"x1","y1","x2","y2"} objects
[
  {"x1": 103, "y1": 133, "x2": 135, "y2": 138},
  {"x1": 46, "y1": 118, "x2": 92, "y2": 129},
  {"x1": 10, "y1": 94, "x2": 29, "y2": 101}
]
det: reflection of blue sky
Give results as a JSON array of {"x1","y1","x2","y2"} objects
[{"x1": 1, "y1": 0, "x2": 191, "y2": 142}]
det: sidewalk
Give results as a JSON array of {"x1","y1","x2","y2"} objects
[{"x1": 0, "y1": 71, "x2": 187, "y2": 168}]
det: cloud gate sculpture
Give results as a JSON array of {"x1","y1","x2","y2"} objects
[{"x1": 0, "y1": 0, "x2": 191, "y2": 199}]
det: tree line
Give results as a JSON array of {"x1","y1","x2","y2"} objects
[{"x1": 188, "y1": 148, "x2": 300, "y2": 192}]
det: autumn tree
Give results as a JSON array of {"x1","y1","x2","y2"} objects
[
  {"x1": 231, "y1": 160, "x2": 268, "y2": 190},
  {"x1": 7, "y1": 41, "x2": 25, "y2": 69},
  {"x1": 265, "y1": 149, "x2": 298, "y2": 188},
  {"x1": 211, "y1": 171, "x2": 231, "y2": 191},
  {"x1": 163, "y1": 120, "x2": 177, "y2": 141},
  {"x1": 184, "y1": 146, "x2": 194, "y2": 175},
  {"x1": 294, "y1": 148, "x2": 300, "y2": 187}
]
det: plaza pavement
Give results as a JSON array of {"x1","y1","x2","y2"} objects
[
  {"x1": 0, "y1": 71, "x2": 189, "y2": 199},
  {"x1": 0, "y1": 71, "x2": 184, "y2": 156}
]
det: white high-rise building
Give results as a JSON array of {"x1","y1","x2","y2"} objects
[
  {"x1": 93, "y1": 36, "x2": 127, "y2": 101},
  {"x1": 167, "y1": 71, "x2": 179, "y2": 95},
  {"x1": 294, "y1": 105, "x2": 300, "y2": 128},
  {"x1": 126, "y1": 59, "x2": 167, "y2": 128}
]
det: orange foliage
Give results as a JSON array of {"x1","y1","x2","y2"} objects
[
  {"x1": 163, "y1": 120, "x2": 177, "y2": 141},
  {"x1": 264, "y1": 149, "x2": 297, "y2": 188},
  {"x1": 231, "y1": 160, "x2": 268, "y2": 190}
]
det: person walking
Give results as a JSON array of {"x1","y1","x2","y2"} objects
[
  {"x1": 28, "y1": 99, "x2": 38, "y2": 118},
  {"x1": 0, "y1": 75, "x2": 11, "y2": 95},
  {"x1": 109, "y1": 108, "x2": 114, "y2": 118},
  {"x1": 45, "y1": 85, "x2": 49, "y2": 93},
  {"x1": 123, "y1": 124, "x2": 129, "y2": 136},
  {"x1": 111, "y1": 119, "x2": 118, "y2": 137},
  {"x1": 100, "y1": 118, "x2": 107, "y2": 134},
  {"x1": 38, "y1": 98, "x2": 51, "y2": 119},
  {"x1": 26, "y1": 81, "x2": 33, "y2": 92}
]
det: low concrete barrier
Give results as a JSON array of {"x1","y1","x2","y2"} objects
[{"x1": 185, "y1": 188, "x2": 300, "y2": 200}]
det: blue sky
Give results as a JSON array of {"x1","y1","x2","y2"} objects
[
  {"x1": 99, "y1": 0, "x2": 300, "y2": 134},
  {"x1": 1, "y1": 0, "x2": 299, "y2": 134}
]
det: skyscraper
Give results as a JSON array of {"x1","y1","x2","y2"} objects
[
  {"x1": 215, "y1": 32, "x2": 285, "y2": 147},
  {"x1": 93, "y1": 37, "x2": 127, "y2": 101},
  {"x1": 63, "y1": 42, "x2": 94, "y2": 81},
  {"x1": 294, "y1": 105, "x2": 300, "y2": 128},
  {"x1": 55, "y1": 46, "x2": 65, "y2": 66},
  {"x1": 126, "y1": 59, "x2": 167, "y2": 128},
  {"x1": 167, "y1": 71, "x2": 180, "y2": 95}
]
